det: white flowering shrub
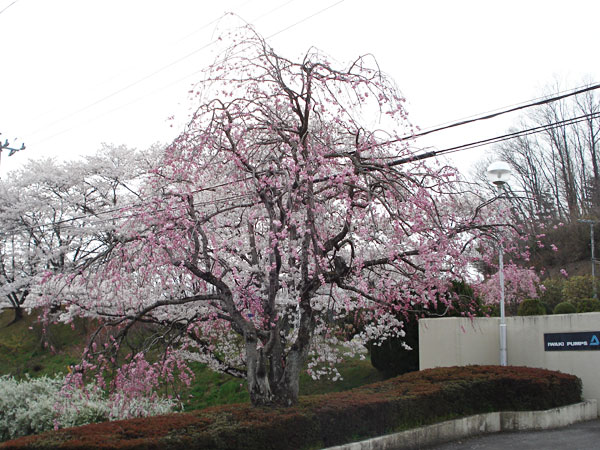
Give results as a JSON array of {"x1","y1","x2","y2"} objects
[{"x1": 0, "y1": 375, "x2": 176, "y2": 442}]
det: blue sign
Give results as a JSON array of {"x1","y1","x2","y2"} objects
[{"x1": 544, "y1": 332, "x2": 600, "y2": 351}]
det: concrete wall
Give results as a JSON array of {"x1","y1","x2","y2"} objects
[
  {"x1": 323, "y1": 401, "x2": 598, "y2": 450},
  {"x1": 419, "y1": 313, "x2": 600, "y2": 404}
]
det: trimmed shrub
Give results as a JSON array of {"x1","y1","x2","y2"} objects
[
  {"x1": 574, "y1": 298, "x2": 600, "y2": 313},
  {"x1": 2, "y1": 366, "x2": 581, "y2": 450},
  {"x1": 517, "y1": 299, "x2": 546, "y2": 316},
  {"x1": 553, "y1": 302, "x2": 577, "y2": 314}
]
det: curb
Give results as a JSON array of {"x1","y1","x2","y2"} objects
[{"x1": 323, "y1": 400, "x2": 598, "y2": 450}]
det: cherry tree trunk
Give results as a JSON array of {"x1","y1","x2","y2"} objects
[
  {"x1": 246, "y1": 340, "x2": 306, "y2": 407},
  {"x1": 271, "y1": 352, "x2": 304, "y2": 406}
]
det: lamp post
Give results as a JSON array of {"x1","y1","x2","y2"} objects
[{"x1": 487, "y1": 161, "x2": 512, "y2": 367}]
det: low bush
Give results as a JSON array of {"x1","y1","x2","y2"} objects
[
  {"x1": 554, "y1": 302, "x2": 577, "y2": 314},
  {"x1": 0, "y1": 375, "x2": 176, "y2": 443},
  {"x1": 517, "y1": 299, "x2": 546, "y2": 316},
  {"x1": 574, "y1": 298, "x2": 600, "y2": 313},
  {"x1": 1, "y1": 366, "x2": 581, "y2": 450}
]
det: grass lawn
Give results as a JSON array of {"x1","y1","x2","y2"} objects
[
  {"x1": 0, "y1": 309, "x2": 391, "y2": 411},
  {"x1": 182, "y1": 357, "x2": 389, "y2": 410}
]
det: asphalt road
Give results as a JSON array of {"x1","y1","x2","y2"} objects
[{"x1": 428, "y1": 420, "x2": 600, "y2": 450}]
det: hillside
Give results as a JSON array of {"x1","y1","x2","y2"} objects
[
  {"x1": 0, "y1": 310, "x2": 84, "y2": 378},
  {"x1": 0, "y1": 309, "x2": 388, "y2": 411}
]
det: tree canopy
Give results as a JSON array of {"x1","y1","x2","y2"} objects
[{"x1": 28, "y1": 29, "x2": 525, "y2": 407}]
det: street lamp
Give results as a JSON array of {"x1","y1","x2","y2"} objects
[{"x1": 487, "y1": 161, "x2": 511, "y2": 367}]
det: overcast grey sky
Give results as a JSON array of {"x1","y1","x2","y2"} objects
[{"x1": 1, "y1": 0, "x2": 599, "y2": 176}]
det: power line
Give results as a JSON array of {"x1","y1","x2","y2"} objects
[
  {"x1": 26, "y1": 0, "x2": 586, "y2": 155},
  {"x1": 266, "y1": 0, "x2": 345, "y2": 39},
  {"x1": 403, "y1": 83, "x2": 600, "y2": 142},
  {"x1": 28, "y1": 0, "x2": 335, "y2": 146},
  {"x1": 437, "y1": 111, "x2": 600, "y2": 157},
  {"x1": 355, "y1": 85, "x2": 600, "y2": 165},
  {"x1": 393, "y1": 111, "x2": 600, "y2": 165},
  {"x1": 17, "y1": 83, "x2": 600, "y2": 231},
  {"x1": 0, "y1": 0, "x2": 18, "y2": 16},
  {"x1": 413, "y1": 82, "x2": 599, "y2": 134},
  {"x1": 5, "y1": 109, "x2": 600, "y2": 236},
  {"x1": 8, "y1": 6, "x2": 599, "y2": 232},
  {"x1": 27, "y1": 39, "x2": 219, "y2": 140},
  {"x1": 24, "y1": 1, "x2": 257, "y2": 127}
]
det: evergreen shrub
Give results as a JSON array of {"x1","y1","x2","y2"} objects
[
  {"x1": 553, "y1": 302, "x2": 577, "y2": 314},
  {"x1": 370, "y1": 281, "x2": 480, "y2": 376},
  {"x1": 574, "y1": 298, "x2": 600, "y2": 313}
]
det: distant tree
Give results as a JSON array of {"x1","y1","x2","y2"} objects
[
  {"x1": 0, "y1": 145, "x2": 157, "y2": 324},
  {"x1": 476, "y1": 263, "x2": 540, "y2": 316},
  {"x1": 471, "y1": 83, "x2": 600, "y2": 279},
  {"x1": 487, "y1": 81, "x2": 600, "y2": 224}
]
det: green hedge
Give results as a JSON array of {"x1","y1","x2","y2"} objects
[
  {"x1": 574, "y1": 298, "x2": 600, "y2": 313},
  {"x1": 1, "y1": 366, "x2": 581, "y2": 450}
]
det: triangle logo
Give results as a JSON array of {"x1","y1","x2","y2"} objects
[{"x1": 590, "y1": 335, "x2": 600, "y2": 346}]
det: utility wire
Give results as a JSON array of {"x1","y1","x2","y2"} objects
[
  {"x1": 413, "y1": 82, "x2": 593, "y2": 133},
  {"x1": 28, "y1": 40, "x2": 219, "y2": 139},
  {"x1": 267, "y1": 0, "x2": 344, "y2": 39},
  {"x1": 12, "y1": 98, "x2": 600, "y2": 233},
  {"x1": 5, "y1": 109, "x2": 600, "y2": 236},
  {"x1": 15, "y1": 90, "x2": 600, "y2": 233},
  {"x1": 0, "y1": 0, "x2": 18, "y2": 16},
  {"x1": 28, "y1": 0, "x2": 333, "y2": 145},
  {"x1": 29, "y1": 3, "x2": 305, "y2": 147},
  {"x1": 25, "y1": 0, "x2": 257, "y2": 127},
  {"x1": 402, "y1": 83, "x2": 600, "y2": 142},
  {"x1": 25, "y1": 0, "x2": 590, "y2": 153},
  {"x1": 7, "y1": 9, "x2": 600, "y2": 235},
  {"x1": 391, "y1": 111, "x2": 600, "y2": 165},
  {"x1": 8, "y1": 0, "x2": 351, "y2": 234},
  {"x1": 438, "y1": 112, "x2": 600, "y2": 157}
]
